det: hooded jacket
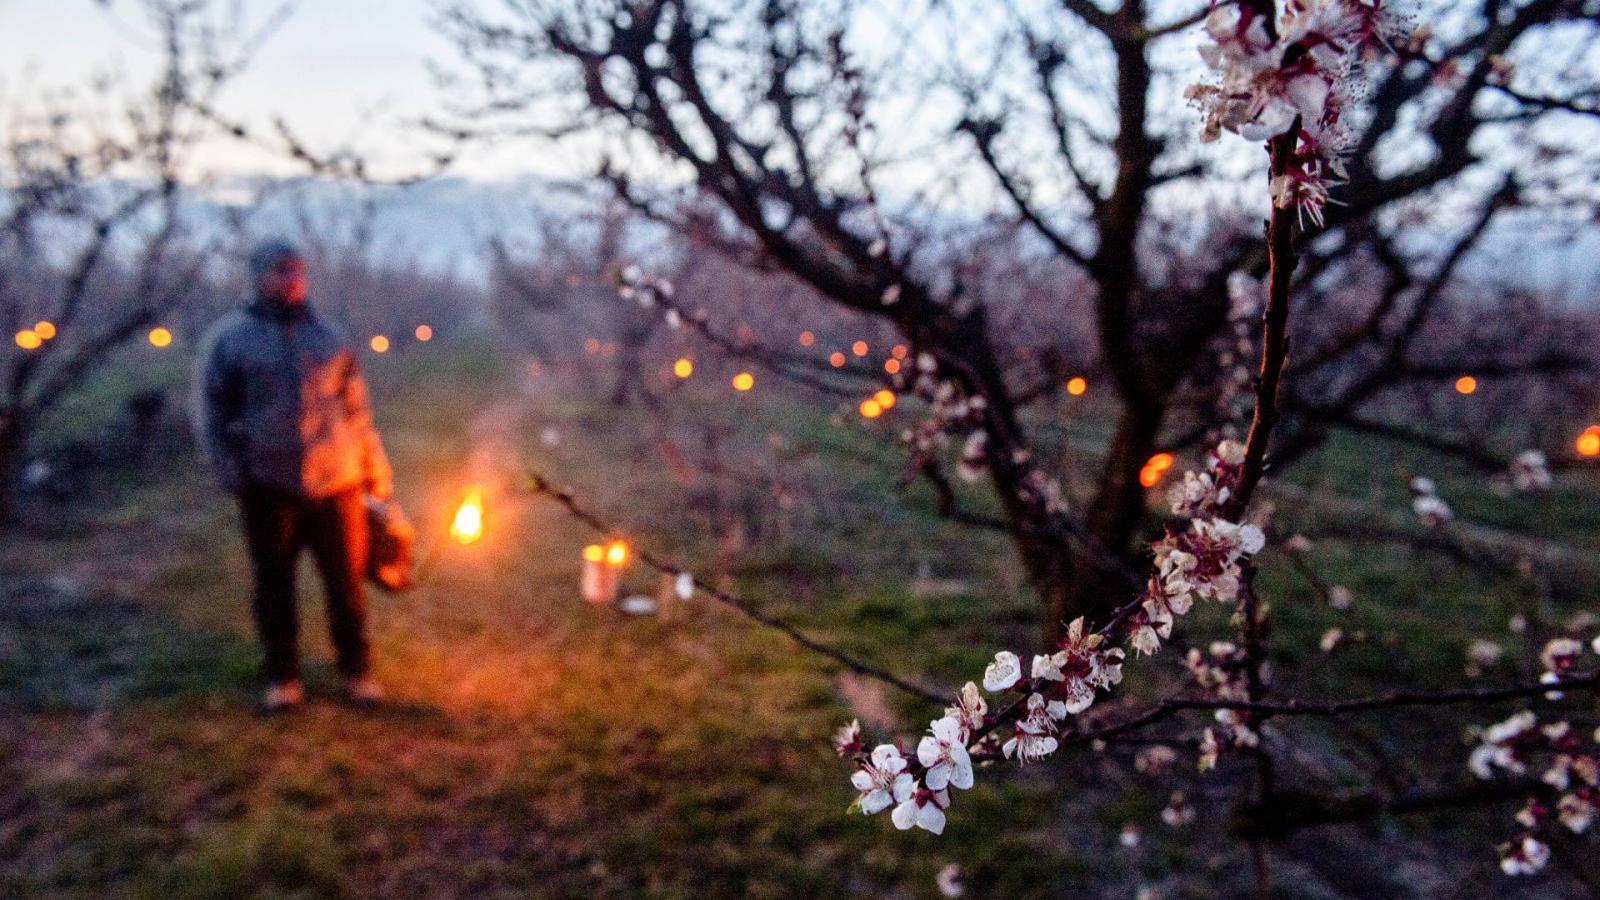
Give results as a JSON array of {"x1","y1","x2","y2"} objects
[{"x1": 195, "y1": 300, "x2": 392, "y2": 499}]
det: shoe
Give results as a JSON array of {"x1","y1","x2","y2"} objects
[
  {"x1": 342, "y1": 677, "x2": 385, "y2": 704},
  {"x1": 262, "y1": 680, "x2": 305, "y2": 711}
]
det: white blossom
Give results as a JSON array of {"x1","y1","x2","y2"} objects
[
  {"x1": 918, "y1": 716, "x2": 975, "y2": 792},
  {"x1": 982, "y1": 651, "x2": 1023, "y2": 692},
  {"x1": 851, "y1": 744, "x2": 911, "y2": 815}
]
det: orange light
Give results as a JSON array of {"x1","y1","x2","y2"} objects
[
  {"x1": 799, "y1": 330, "x2": 815, "y2": 347},
  {"x1": 859, "y1": 399, "x2": 883, "y2": 419},
  {"x1": 732, "y1": 372, "x2": 754, "y2": 391},
  {"x1": 34, "y1": 321, "x2": 56, "y2": 340},
  {"x1": 583, "y1": 544, "x2": 605, "y2": 563},
  {"x1": 450, "y1": 489, "x2": 485, "y2": 545},
  {"x1": 1455, "y1": 375, "x2": 1477, "y2": 395},
  {"x1": 415, "y1": 324, "x2": 433, "y2": 342},
  {"x1": 884, "y1": 358, "x2": 901, "y2": 375},
  {"x1": 605, "y1": 540, "x2": 629, "y2": 566},
  {"x1": 147, "y1": 327, "x2": 173, "y2": 348},
  {"x1": 873, "y1": 389, "x2": 896, "y2": 409},
  {"x1": 891, "y1": 344, "x2": 908, "y2": 360},
  {"x1": 1578, "y1": 426, "x2": 1600, "y2": 458},
  {"x1": 851, "y1": 340, "x2": 868, "y2": 357},
  {"x1": 1139, "y1": 466, "x2": 1162, "y2": 488},
  {"x1": 370, "y1": 335, "x2": 390, "y2": 353},
  {"x1": 1066, "y1": 376, "x2": 1087, "y2": 396},
  {"x1": 14, "y1": 329, "x2": 41, "y2": 350},
  {"x1": 584, "y1": 338, "x2": 600, "y2": 354},
  {"x1": 829, "y1": 352, "x2": 846, "y2": 368},
  {"x1": 1148, "y1": 452, "x2": 1174, "y2": 472},
  {"x1": 673, "y1": 358, "x2": 694, "y2": 378}
]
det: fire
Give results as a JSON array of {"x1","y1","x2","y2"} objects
[
  {"x1": 148, "y1": 327, "x2": 173, "y2": 348},
  {"x1": 1066, "y1": 376, "x2": 1087, "y2": 396},
  {"x1": 450, "y1": 489, "x2": 485, "y2": 544},
  {"x1": 1454, "y1": 375, "x2": 1477, "y2": 395},
  {"x1": 1578, "y1": 426, "x2": 1600, "y2": 458},
  {"x1": 605, "y1": 540, "x2": 629, "y2": 565}
]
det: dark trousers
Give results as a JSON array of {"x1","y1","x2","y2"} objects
[{"x1": 239, "y1": 486, "x2": 371, "y2": 683}]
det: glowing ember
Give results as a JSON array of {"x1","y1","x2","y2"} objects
[
  {"x1": 1066, "y1": 377, "x2": 1087, "y2": 396},
  {"x1": 732, "y1": 372, "x2": 754, "y2": 391},
  {"x1": 450, "y1": 489, "x2": 485, "y2": 544},
  {"x1": 148, "y1": 327, "x2": 173, "y2": 348},
  {"x1": 370, "y1": 335, "x2": 390, "y2": 353},
  {"x1": 415, "y1": 324, "x2": 433, "y2": 342},
  {"x1": 1455, "y1": 376, "x2": 1477, "y2": 395},
  {"x1": 605, "y1": 540, "x2": 629, "y2": 565},
  {"x1": 674, "y1": 358, "x2": 694, "y2": 378},
  {"x1": 34, "y1": 321, "x2": 56, "y2": 340},
  {"x1": 1578, "y1": 426, "x2": 1600, "y2": 458},
  {"x1": 859, "y1": 398, "x2": 883, "y2": 419},
  {"x1": 15, "y1": 329, "x2": 41, "y2": 350}
]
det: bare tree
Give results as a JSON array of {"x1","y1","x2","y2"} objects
[{"x1": 443, "y1": 0, "x2": 1598, "y2": 643}]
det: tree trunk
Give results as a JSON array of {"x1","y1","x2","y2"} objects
[{"x1": 0, "y1": 413, "x2": 27, "y2": 526}]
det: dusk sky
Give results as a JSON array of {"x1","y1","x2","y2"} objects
[{"x1": 0, "y1": 0, "x2": 569, "y2": 181}]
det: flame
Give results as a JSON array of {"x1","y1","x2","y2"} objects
[
  {"x1": 450, "y1": 489, "x2": 485, "y2": 544},
  {"x1": 605, "y1": 540, "x2": 629, "y2": 565}
]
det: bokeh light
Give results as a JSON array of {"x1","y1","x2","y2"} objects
[
  {"x1": 859, "y1": 399, "x2": 883, "y2": 419},
  {"x1": 829, "y1": 352, "x2": 846, "y2": 368},
  {"x1": 1578, "y1": 426, "x2": 1600, "y2": 458},
  {"x1": 1066, "y1": 376, "x2": 1087, "y2": 396},
  {"x1": 851, "y1": 340, "x2": 868, "y2": 357},
  {"x1": 732, "y1": 372, "x2": 754, "y2": 391},
  {"x1": 370, "y1": 335, "x2": 390, "y2": 353},
  {"x1": 1455, "y1": 375, "x2": 1477, "y2": 395},
  {"x1": 15, "y1": 330, "x2": 41, "y2": 350},
  {"x1": 798, "y1": 330, "x2": 815, "y2": 347},
  {"x1": 147, "y1": 327, "x2": 173, "y2": 348},
  {"x1": 873, "y1": 389, "x2": 896, "y2": 409},
  {"x1": 673, "y1": 358, "x2": 694, "y2": 378},
  {"x1": 34, "y1": 321, "x2": 56, "y2": 340},
  {"x1": 605, "y1": 540, "x2": 629, "y2": 565},
  {"x1": 415, "y1": 324, "x2": 433, "y2": 342}
]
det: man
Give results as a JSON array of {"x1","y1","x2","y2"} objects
[{"x1": 196, "y1": 239, "x2": 392, "y2": 711}]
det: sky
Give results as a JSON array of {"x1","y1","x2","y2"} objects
[{"x1": 0, "y1": 0, "x2": 557, "y2": 181}]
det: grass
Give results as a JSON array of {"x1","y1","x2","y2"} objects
[{"x1": 1, "y1": 333, "x2": 1597, "y2": 897}]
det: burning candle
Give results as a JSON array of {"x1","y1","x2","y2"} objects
[
  {"x1": 581, "y1": 540, "x2": 628, "y2": 603},
  {"x1": 450, "y1": 489, "x2": 485, "y2": 544}
]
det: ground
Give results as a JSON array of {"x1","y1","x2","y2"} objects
[{"x1": 2, "y1": 334, "x2": 1597, "y2": 898}]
